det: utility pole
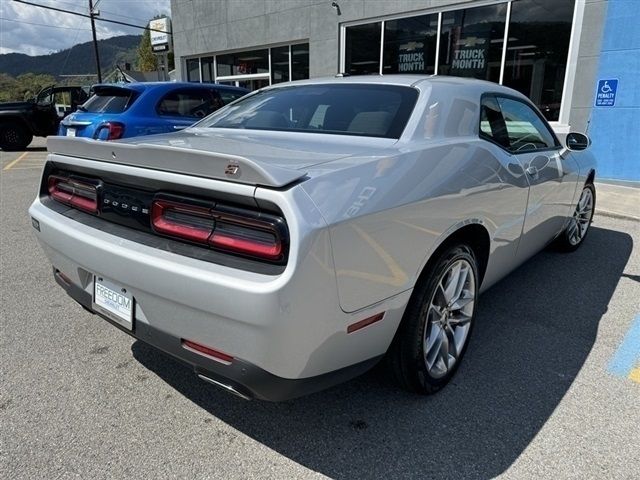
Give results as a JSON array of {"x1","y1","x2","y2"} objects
[{"x1": 89, "y1": 0, "x2": 102, "y2": 83}]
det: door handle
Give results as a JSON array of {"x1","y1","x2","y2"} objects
[
  {"x1": 173, "y1": 125, "x2": 187, "y2": 130},
  {"x1": 525, "y1": 166, "x2": 538, "y2": 176}
]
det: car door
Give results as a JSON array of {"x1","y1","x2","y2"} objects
[
  {"x1": 155, "y1": 88, "x2": 221, "y2": 133},
  {"x1": 32, "y1": 86, "x2": 60, "y2": 136},
  {"x1": 492, "y1": 95, "x2": 579, "y2": 260}
]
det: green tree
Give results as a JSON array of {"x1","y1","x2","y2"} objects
[
  {"x1": 16, "y1": 73, "x2": 56, "y2": 99},
  {"x1": 136, "y1": 17, "x2": 175, "y2": 73},
  {"x1": 0, "y1": 74, "x2": 17, "y2": 102},
  {"x1": 136, "y1": 27, "x2": 157, "y2": 71},
  {"x1": 0, "y1": 73, "x2": 57, "y2": 101}
]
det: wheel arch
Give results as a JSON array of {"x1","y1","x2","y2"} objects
[
  {"x1": 585, "y1": 169, "x2": 595, "y2": 185},
  {"x1": 384, "y1": 222, "x2": 491, "y2": 375},
  {"x1": 415, "y1": 222, "x2": 491, "y2": 291}
]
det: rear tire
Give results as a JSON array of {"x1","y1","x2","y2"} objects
[
  {"x1": 0, "y1": 122, "x2": 32, "y2": 151},
  {"x1": 555, "y1": 183, "x2": 595, "y2": 252},
  {"x1": 387, "y1": 244, "x2": 478, "y2": 394}
]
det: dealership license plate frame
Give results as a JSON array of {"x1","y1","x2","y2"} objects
[{"x1": 93, "y1": 276, "x2": 134, "y2": 330}]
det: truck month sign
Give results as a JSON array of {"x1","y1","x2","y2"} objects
[
  {"x1": 398, "y1": 42, "x2": 425, "y2": 72},
  {"x1": 448, "y1": 24, "x2": 490, "y2": 79}
]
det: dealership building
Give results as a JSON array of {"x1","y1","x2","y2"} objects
[{"x1": 170, "y1": 0, "x2": 639, "y2": 182}]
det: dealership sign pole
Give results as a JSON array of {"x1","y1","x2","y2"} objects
[{"x1": 149, "y1": 17, "x2": 172, "y2": 81}]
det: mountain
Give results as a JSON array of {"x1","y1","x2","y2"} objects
[{"x1": 0, "y1": 35, "x2": 141, "y2": 79}]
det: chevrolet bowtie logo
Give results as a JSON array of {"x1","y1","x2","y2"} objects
[{"x1": 225, "y1": 164, "x2": 240, "y2": 175}]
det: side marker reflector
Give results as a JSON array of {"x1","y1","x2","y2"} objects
[{"x1": 347, "y1": 312, "x2": 385, "y2": 334}]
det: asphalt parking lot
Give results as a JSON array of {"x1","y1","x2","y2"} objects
[{"x1": 1, "y1": 138, "x2": 639, "y2": 479}]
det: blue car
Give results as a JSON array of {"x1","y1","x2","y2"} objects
[{"x1": 58, "y1": 82, "x2": 248, "y2": 140}]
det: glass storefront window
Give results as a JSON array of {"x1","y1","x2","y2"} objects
[
  {"x1": 503, "y1": 0, "x2": 575, "y2": 121},
  {"x1": 186, "y1": 58, "x2": 200, "y2": 82},
  {"x1": 185, "y1": 44, "x2": 309, "y2": 91},
  {"x1": 271, "y1": 46, "x2": 290, "y2": 84},
  {"x1": 438, "y1": 3, "x2": 507, "y2": 83},
  {"x1": 237, "y1": 78, "x2": 270, "y2": 90},
  {"x1": 216, "y1": 49, "x2": 269, "y2": 77},
  {"x1": 383, "y1": 14, "x2": 438, "y2": 75},
  {"x1": 201, "y1": 56, "x2": 214, "y2": 83},
  {"x1": 345, "y1": 22, "x2": 382, "y2": 75},
  {"x1": 291, "y1": 43, "x2": 309, "y2": 81}
]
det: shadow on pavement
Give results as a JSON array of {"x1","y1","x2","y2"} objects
[{"x1": 132, "y1": 225, "x2": 632, "y2": 479}]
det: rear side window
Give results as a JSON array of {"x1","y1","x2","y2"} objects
[
  {"x1": 199, "y1": 84, "x2": 419, "y2": 139},
  {"x1": 82, "y1": 89, "x2": 138, "y2": 113},
  {"x1": 497, "y1": 97, "x2": 557, "y2": 152},
  {"x1": 480, "y1": 95, "x2": 558, "y2": 152},
  {"x1": 157, "y1": 89, "x2": 221, "y2": 118},
  {"x1": 480, "y1": 95, "x2": 510, "y2": 149}
]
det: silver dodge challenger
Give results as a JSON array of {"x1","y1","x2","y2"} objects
[{"x1": 29, "y1": 76, "x2": 596, "y2": 401}]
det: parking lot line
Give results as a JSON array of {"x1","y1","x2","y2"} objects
[
  {"x1": 3, "y1": 152, "x2": 29, "y2": 171},
  {"x1": 608, "y1": 314, "x2": 640, "y2": 381}
]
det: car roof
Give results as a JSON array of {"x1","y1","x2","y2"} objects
[
  {"x1": 91, "y1": 82, "x2": 248, "y2": 94},
  {"x1": 263, "y1": 74, "x2": 529, "y2": 102}
]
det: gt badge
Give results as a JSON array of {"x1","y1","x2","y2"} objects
[{"x1": 225, "y1": 163, "x2": 240, "y2": 176}]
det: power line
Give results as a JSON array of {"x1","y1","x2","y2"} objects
[
  {"x1": 10, "y1": 0, "x2": 169, "y2": 82},
  {"x1": 0, "y1": 16, "x2": 91, "y2": 30},
  {"x1": 48, "y1": 0, "x2": 153, "y2": 24},
  {"x1": 11, "y1": 0, "x2": 171, "y2": 34},
  {"x1": 95, "y1": 8, "x2": 150, "y2": 24}
]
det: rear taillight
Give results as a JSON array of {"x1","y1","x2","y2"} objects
[
  {"x1": 209, "y1": 222, "x2": 281, "y2": 260},
  {"x1": 151, "y1": 200, "x2": 214, "y2": 243},
  {"x1": 151, "y1": 198, "x2": 286, "y2": 262},
  {"x1": 48, "y1": 175, "x2": 98, "y2": 214},
  {"x1": 95, "y1": 121, "x2": 124, "y2": 140}
]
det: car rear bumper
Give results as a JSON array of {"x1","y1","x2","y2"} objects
[
  {"x1": 53, "y1": 268, "x2": 381, "y2": 401},
  {"x1": 29, "y1": 196, "x2": 410, "y2": 400}
]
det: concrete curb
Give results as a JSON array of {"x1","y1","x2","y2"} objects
[{"x1": 595, "y1": 209, "x2": 640, "y2": 222}]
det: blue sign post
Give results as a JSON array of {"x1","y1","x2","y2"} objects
[{"x1": 595, "y1": 79, "x2": 618, "y2": 107}]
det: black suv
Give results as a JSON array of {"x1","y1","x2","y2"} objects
[{"x1": 0, "y1": 85, "x2": 88, "y2": 151}]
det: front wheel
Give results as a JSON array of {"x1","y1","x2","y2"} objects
[
  {"x1": 555, "y1": 183, "x2": 595, "y2": 252},
  {"x1": 388, "y1": 244, "x2": 479, "y2": 394},
  {"x1": 0, "y1": 123, "x2": 32, "y2": 151}
]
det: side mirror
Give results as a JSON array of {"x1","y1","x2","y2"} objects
[{"x1": 566, "y1": 132, "x2": 590, "y2": 151}]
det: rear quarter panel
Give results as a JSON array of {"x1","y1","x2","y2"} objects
[{"x1": 302, "y1": 138, "x2": 530, "y2": 313}]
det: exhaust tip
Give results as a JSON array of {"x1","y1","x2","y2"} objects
[{"x1": 197, "y1": 374, "x2": 252, "y2": 401}]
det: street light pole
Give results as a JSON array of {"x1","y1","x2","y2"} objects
[{"x1": 89, "y1": 0, "x2": 102, "y2": 83}]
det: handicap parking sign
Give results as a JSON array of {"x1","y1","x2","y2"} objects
[{"x1": 595, "y1": 79, "x2": 618, "y2": 107}]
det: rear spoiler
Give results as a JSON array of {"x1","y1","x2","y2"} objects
[{"x1": 46, "y1": 137, "x2": 307, "y2": 188}]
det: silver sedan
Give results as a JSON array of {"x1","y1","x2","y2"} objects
[{"x1": 29, "y1": 75, "x2": 596, "y2": 400}]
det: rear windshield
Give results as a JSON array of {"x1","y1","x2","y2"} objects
[
  {"x1": 81, "y1": 88, "x2": 138, "y2": 113},
  {"x1": 198, "y1": 84, "x2": 419, "y2": 139}
]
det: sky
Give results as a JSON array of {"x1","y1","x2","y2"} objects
[{"x1": 0, "y1": 0, "x2": 171, "y2": 56}]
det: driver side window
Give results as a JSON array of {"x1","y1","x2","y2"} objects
[{"x1": 496, "y1": 97, "x2": 558, "y2": 153}]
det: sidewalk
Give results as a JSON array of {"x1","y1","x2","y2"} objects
[{"x1": 595, "y1": 181, "x2": 639, "y2": 221}]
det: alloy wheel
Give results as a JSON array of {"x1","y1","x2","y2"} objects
[
  {"x1": 423, "y1": 259, "x2": 476, "y2": 378},
  {"x1": 567, "y1": 187, "x2": 594, "y2": 246}
]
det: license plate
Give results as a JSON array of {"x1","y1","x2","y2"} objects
[
  {"x1": 93, "y1": 276, "x2": 134, "y2": 330},
  {"x1": 66, "y1": 128, "x2": 76, "y2": 137}
]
